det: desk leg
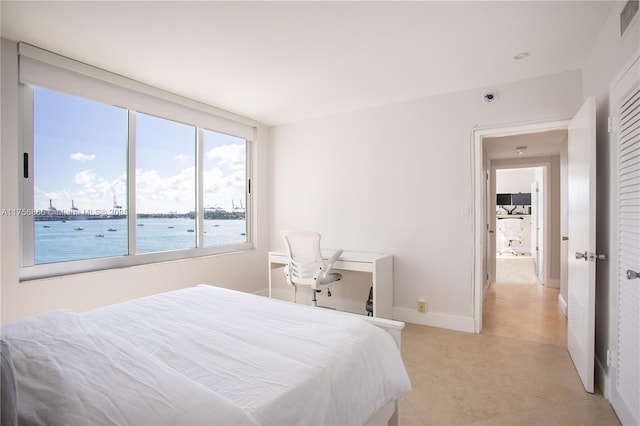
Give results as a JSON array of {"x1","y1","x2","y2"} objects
[{"x1": 268, "y1": 262, "x2": 275, "y2": 298}]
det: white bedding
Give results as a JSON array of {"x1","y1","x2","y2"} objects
[
  {"x1": 0, "y1": 310, "x2": 254, "y2": 426},
  {"x1": 2, "y1": 285, "x2": 411, "y2": 425}
]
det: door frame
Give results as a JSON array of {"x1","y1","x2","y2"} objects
[{"x1": 472, "y1": 119, "x2": 570, "y2": 332}]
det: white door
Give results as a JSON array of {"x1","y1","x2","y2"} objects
[
  {"x1": 530, "y1": 181, "x2": 540, "y2": 272},
  {"x1": 536, "y1": 176, "x2": 546, "y2": 281},
  {"x1": 486, "y1": 170, "x2": 494, "y2": 287},
  {"x1": 609, "y1": 55, "x2": 639, "y2": 426},
  {"x1": 567, "y1": 97, "x2": 597, "y2": 393}
]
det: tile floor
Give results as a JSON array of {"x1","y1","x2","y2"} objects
[
  {"x1": 495, "y1": 255, "x2": 541, "y2": 286},
  {"x1": 399, "y1": 283, "x2": 621, "y2": 425}
]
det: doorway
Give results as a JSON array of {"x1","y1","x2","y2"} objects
[
  {"x1": 482, "y1": 138, "x2": 567, "y2": 347},
  {"x1": 473, "y1": 121, "x2": 569, "y2": 334}
]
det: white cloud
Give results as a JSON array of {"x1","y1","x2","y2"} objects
[
  {"x1": 36, "y1": 172, "x2": 127, "y2": 211},
  {"x1": 74, "y1": 170, "x2": 97, "y2": 187},
  {"x1": 40, "y1": 162, "x2": 244, "y2": 214},
  {"x1": 133, "y1": 165, "x2": 245, "y2": 213},
  {"x1": 135, "y1": 167, "x2": 196, "y2": 213},
  {"x1": 70, "y1": 152, "x2": 96, "y2": 162},
  {"x1": 206, "y1": 144, "x2": 245, "y2": 170},
  {"x1": 175, "y1": 154, "x2": 189, "y2": 161}
]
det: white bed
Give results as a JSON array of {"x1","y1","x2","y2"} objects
[{"x1": 1, "y1": 285, "x2": 412, "y2": 425}]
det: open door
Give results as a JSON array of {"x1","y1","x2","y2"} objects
[
  {"x1": 531, "y1": 178, "x2": 546, "y2": 281},
  {"x1": 567, "y1": 97, "x2": 597, "y2": 393}
]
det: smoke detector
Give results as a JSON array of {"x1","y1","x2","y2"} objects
[{"x1": 482, "y1": 90, "x2": 499, "y2": 104}]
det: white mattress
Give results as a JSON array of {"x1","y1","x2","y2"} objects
[{"x1": 2, "y1": 285, "x2": 412, "y2": 425}]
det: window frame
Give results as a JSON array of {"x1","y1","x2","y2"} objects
[{"x1": 18, "y1": 44, "x2": 255, "y2": 281}]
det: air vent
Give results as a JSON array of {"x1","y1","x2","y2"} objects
[{"x1": 620, "y1": 0, "x2": 639, "y2": 37}]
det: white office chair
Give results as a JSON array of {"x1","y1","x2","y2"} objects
[
  {"x1": 281, "y1": 230, "x2": 343, "y2": 307},
  {"x1": 498, "y1": 217, "x2": 523, "y2": 256}
]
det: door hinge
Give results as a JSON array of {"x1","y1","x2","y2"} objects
[{"x1": 607, "y1": 349, "x2": 615, "y2": 367}]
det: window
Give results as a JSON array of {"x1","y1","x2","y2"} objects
[
  {"x1": 33, "y1": 87, "x2": 129, "y2": 264},
  {"x1": 18, "y1": 43, "x2": 254, "y2": 280},
  {"x1": 202, "y1": 129, "x2": 248, "y2": 247},
  {"x1": 135, "y1": 113, "x2": 197, "y2": 253}
]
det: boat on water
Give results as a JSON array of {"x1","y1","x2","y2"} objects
[
  {"x1": 74, "y1": 226, "x2": 84, "y2": 231},
  {"x1": 187, "y1": 229, "x2": 194, "y2": 232},
  {"x1": 95, "y1": 233, "x2": 105, "y2": 238},
  {"x1": 107, "y1": 228, "x2": 117, "y2": 232},
  {"x1": 43, "y1": 225, "x2": 50, "y2": 228}
]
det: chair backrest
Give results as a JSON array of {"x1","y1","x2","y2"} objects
[
  {"x1": 499, "y1": 218, "x2": 523, "y2": 241},
  {"x1": 281, "y1": 230, "x2": 325, "y2": 287}
]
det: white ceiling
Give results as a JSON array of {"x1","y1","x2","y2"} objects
[
  {"x1": 484, "y1": 130, "x2": 567, "y2": 160},
  {"x1": 1, "y1": 1, "x2": 613, "y2": 126}
]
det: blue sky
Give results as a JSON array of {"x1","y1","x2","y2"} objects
[{"x1": 34, "y1": 87, "x2": 246, "y2": 214}]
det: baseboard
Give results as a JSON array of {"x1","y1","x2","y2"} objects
[
  {"x1": 259, "y1": 289, "x2": 476, "y2": 333},
  {"x1": 547, "y1": 278, "x2": 560, "y2": 289},
  {"x1": 558, "y1": 293, "x2": 568, "y2": 317},
  {"x1": 393, "y1": 307, "x2": 475, "y2": 333}
]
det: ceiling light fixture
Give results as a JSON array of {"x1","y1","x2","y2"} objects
[
  {"x1": 516, "y1": 146, "x2": 527, "y2": 155},
  {"x1": 514, "y1": 52, "x2": 530, "y2": 60}
]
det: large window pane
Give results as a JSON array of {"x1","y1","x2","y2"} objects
[
  {"x1": 202, "y1": 129, "x2": 247, "y2": 246},
  {"x1": 136, "y1": 113, "x2": 196, "y2": 253},
  {"x1": 33, "y1": 87, "x2": 128, "y2": 264}
]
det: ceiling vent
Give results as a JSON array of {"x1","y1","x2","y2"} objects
[{"x1": 620, "y1": 0, "x2": 639, "y2": 37}]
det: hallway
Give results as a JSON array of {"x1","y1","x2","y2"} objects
[
  {"x1": 483, "y1": 283, "x2": 566, "y2": 347},
  {"x1": 399, "y1": 283, "x2": 619, "y2": 425}
]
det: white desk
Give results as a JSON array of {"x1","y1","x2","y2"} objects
[{"x1": 268, "y1": 250, "x2": 394, "y2": 319}]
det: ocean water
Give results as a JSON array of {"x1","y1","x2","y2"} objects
[{"x1": 35, "y1": 218, "x2": 247, "y2": 264}]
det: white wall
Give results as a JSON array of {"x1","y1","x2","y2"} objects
[
  {"x1": 0, "y1": 38, "x2": 271, "y2": 323},
  {"x1": 269, "y1": 70, "x2": 583, "y2": 331},
  {"x1": 581, "y1": 1, "x2": 640, "y2": 396},
  {"x1": 496, "y1": 168, "x2": 537, "y2": 194}
]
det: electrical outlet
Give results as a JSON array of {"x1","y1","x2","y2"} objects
[{"x1": 418, "y1": 299, "x2": 426, "y2": 313}]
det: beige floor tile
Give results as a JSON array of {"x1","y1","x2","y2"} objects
[{"x1": 399, "y1": 283, "x2": 620, "y2": 426}]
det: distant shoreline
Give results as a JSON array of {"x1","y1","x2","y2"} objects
[{"x1": 34, "y1": 211, "x2": 245, "y2": 221}]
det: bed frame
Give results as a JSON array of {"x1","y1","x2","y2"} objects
[{"x1": 362, "y1": 315, "x2": 406, "y2": 426}]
